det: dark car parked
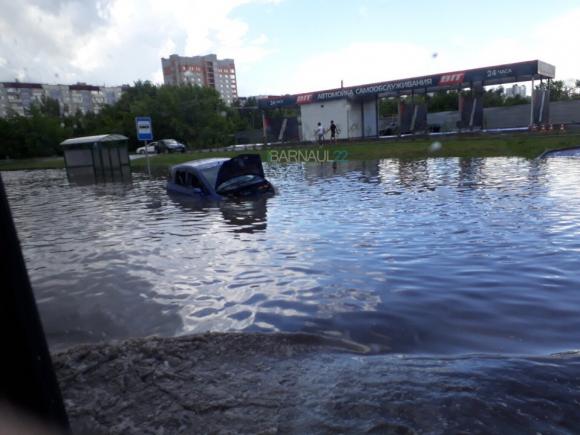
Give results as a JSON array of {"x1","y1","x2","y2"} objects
[{"x1": 154, "y1": 139, "x2": 187, "y2": 153}]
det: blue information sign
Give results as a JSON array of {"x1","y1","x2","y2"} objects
[{"x1": 135, "y1": 116, "x2": 153, "y2": 141}]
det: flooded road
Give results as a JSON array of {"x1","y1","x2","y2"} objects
[{"x1": 4, "y1": 157, "x2": 580, "y2": 355}]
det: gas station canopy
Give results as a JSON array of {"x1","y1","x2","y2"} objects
[{"x1": 258, "y1": 60, "x2": 555, "y2": 109}]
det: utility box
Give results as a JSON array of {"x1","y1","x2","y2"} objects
[{"x1": 60, "y1": 134, "x2": 130, "y2": 183}]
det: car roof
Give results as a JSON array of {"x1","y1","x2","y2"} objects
[
  {"x1": 172, "y1": 158, "x2": 229, "y2": 170},
  {"x1": 61, "y1": 134, "x2": 128, "y2": 146}
]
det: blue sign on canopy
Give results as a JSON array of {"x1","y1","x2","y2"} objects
[{"x1": 135, "y1": 117, "x2": 153, "y2": 141}]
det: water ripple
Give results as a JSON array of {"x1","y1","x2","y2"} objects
[{"x1": 3, "y1": 157, "x2": 580, "y2": 355}]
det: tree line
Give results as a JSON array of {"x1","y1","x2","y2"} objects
[
  {"x1": 0, "y1": 82, "x2": 253, "y2": 159},
  {"x1": 2, "y1": 79, "x2": 579, "y2": 159}
]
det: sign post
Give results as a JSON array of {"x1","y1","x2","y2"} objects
[
  {"x1": 135, "y1": 116, "x2": 153, "y2": 176},
  {"x1": 261, "y1": 111, "x2": 268, "y2": 146}
]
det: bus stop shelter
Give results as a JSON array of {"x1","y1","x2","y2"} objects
[{"x1": 61, "y1": 134, "x2": 131, "y2": 183}]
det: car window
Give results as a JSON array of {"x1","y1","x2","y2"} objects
[
  {"x1": 186, "y1": 172, "x2": 204, "y2": 190},
  {"x1": 175, "y1": 170, "x2": 186, "y2": 186}
]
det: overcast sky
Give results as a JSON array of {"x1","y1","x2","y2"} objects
[{"x1": 0, "y1": 0, "x2": 579, "y2": 96}]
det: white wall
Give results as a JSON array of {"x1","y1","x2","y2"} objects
[
  {"x1": 348, "y1": 102, "x2": 362, "y2": 139},
  {"x1": 300, "y1": 99, "x2": 347, "y2": 142},
  {"x1": 300, "y1": 98, "x2": 375, "y2": 142},
  {"x1": 362, "y1": 98, "x2": 377, "y2": 137}
]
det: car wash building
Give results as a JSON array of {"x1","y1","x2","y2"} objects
[{"x1": 257, "y1": 60, "x2": 555, "y2": 141}]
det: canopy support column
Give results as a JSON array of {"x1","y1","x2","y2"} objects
[{"x1": 530, "y1": 78, "x2": 535, "y2": 127}]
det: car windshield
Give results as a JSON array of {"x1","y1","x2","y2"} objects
[
  {"x1": 216, "y1": 174, "x2": 263, "y2": 194},
  {"x1": 199, "y1": 166, "x2": 220, "y2": 189}
]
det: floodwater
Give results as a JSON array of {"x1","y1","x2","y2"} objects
[
  {"x1": 5, "y1": 157, "x2": 580, "y2": 432},
  {"x1": 4, "y1": 157, "x2": 580, "y2": 355}
]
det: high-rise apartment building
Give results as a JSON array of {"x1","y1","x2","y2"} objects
[
  {"x1": 0, "y1": 82, "x2": 124, "y2": 118},
  {"x1": 161, "y1": 54, "x2": 238, "y2": 105},
  {"x1": 504, "y1": 84, "x2": 527, "y2": 98}
]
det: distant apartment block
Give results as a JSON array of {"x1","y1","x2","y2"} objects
[
  {"x1": 504, "y1": 84, "x2": 527, "y2": 98},
  {"x1": 0, "y1": 82, "x2": 124, "y2": 118},
  {"x1": 161, "y1": 54, "x2": 238, "y2": 105}
]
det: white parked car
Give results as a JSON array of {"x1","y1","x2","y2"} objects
[{"x1": 136, "y1": 144, "x2": 157, "y2": 154}]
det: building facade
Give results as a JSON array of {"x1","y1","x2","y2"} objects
[
  {"x1": 161, "y1": 54, "x2": 238, "y2": 105},
  {"x1": 0, "y1": 82, "x2": 124, "y2": 118}
]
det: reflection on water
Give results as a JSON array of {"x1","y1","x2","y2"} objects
[
  {"x1": 3, "y1": 157, "x2": 580, "y2": 355},
  {"x1": 168, "y1": 194, "x2": 269, "y2": 234}
]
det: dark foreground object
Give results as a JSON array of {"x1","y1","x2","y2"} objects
[
  {"x1": 54, "y1": 333, "x2": 580, "y2": 434},
  {"x1": 0, "y1": 174, "x2": 69, "y2": 429}
]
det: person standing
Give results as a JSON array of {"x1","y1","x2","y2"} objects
[
  {"x1": 329, "y1": 120, "x2": 337, "y2": 144},
  {"x1": 316, "y1": 122, "x2": 325, "y2": 145}
]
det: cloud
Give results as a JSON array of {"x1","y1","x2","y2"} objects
[
  {"x1": 279, "y1": 42, "x2": 433, "y2": 94},
  {"x1": 529, "y1": 7, "x2": 580, "y2": 80},
  {"x1": 257, "y1": 6, "x2": 580, "y2": 96},
  {"x1": 0, "y1": 0, "x2": 278, "y2": 87},
  {"x1": 0, "y1": 1, "x2": 577, "y2": 97}
]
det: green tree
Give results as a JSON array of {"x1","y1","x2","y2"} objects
[
  {"x1": 539, "y1": 80, "x2": 578, "y2": 101},
  {"x1": 428, "y1": 90, "x2": 459, "y2": 112},
  {"x1": 37, "y1": 96, "x2": 61, "y2": 117},
  {"x1": 0, "y1": 108, "x2": 66, "y2": 158},
  {"x1": 547, "y1": 80, "x2": 569, "y2": 101},
  {"x1": 379, "y1": 98, "x2": 398, "y2": 116},
  {"x1": 482, "y1": 88, "x2": 505, "y2": 107},
  {"x1": 0, "y1": 80, "x2": 252, "y2": 158}
]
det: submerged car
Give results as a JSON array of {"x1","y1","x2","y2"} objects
[{"x1": 167, "y1": 154, "x2": 274, "y2": 199}]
